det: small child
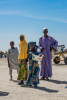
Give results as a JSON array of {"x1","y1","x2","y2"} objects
[
  {"x1": 7, "y1": 41, "x2": 19, "y2": 80},
  {"x1": 22, "y1": 42, "x2": 42, "y2": 87}
]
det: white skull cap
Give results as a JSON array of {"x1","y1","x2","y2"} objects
[
  {"x1": 43, "y1": 28, "x2": 48, "y2": 31},
  {"x1": 43, "y1": 28, "x2": 48, "y2": 33}
]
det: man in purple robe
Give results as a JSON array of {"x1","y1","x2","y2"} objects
[{"x1": 39, "y1": 28, "x2": 58, "y2": 80}]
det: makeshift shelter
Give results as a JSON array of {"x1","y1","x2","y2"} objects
[
  {"x1": 0, "y1": 53, "x2": 3, "y2": 58},
  {"x1": 0, "y1": 51, "x2": 4, "y2": 58}
]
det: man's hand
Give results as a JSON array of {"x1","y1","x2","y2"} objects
[
  {"x1": 8, "y1": 63, "x2": 10, "y2": 68},
  {"x1": 26, "y1": 58, "x2": 28, "y2": 62},
  {"x1": 29, "y1": 52, "x2": 32, "y2": 54},
  {"x1": 50, "y1": 46, "x2": 54, "y2": 51}
]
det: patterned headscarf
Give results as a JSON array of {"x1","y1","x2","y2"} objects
[
  {"x1": 28, "y1": 41, "x2": 38, "y2": 52},
  {"x1": 28, "y1": 41, "x2": 36, "y2": 46}
]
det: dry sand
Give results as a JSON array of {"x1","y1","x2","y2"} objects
[{"x1": 0, "y1": 58, "x2": 67, "y2": 100}]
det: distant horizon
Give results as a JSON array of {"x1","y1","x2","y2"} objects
[
  {"x1": 0, "y1": 34, "x2": 67, "y2": 52},
  {"x1": 0, "y1": 0, "x2": 67, "y2": 52}
]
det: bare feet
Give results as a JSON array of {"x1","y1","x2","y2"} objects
[
  {"x1": 24, "y1": 84, "x2": 28, "y2": 87},
  {"x1": 18, "y1": 80, "x2": 24, "y2": 85},
  {"x1": 10, "y1": 78, "x2": 13, "y2": 81},
  {"x1": 46, "y1": 77, "x2": 49, "y2": 81}
]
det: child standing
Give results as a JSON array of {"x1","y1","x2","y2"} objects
[
  {"x1": 7, "y1": 41, "x2": 19, "y2": 80},
  {"x1": 22, "y1": 42, "x2": 40, "y2": 87}
]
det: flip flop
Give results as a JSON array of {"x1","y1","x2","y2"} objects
[
  {"x1": 40, "y1": 77, "x2": 45, "y2": 80},
  {"x1": 18, "y1": 81, "x2": 24, "y2": 85},
  {"x1": 28, "y1": 84, "x2": 32, "y2": 87},
  {"x1": 21, "y1": 85, "x2": 25, "y2": 87},
  {"x1": 10, "y1": 78, "x2": 13, "y2": 81},
  {"x1": 21, "y1": 84, "x2": 28, "y2": 87}
]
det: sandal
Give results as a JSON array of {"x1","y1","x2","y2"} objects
[
  {"x1": 21, "y1": 84, "x2": 28, "y2": 87},
  {"x1": 40, "y1": 77, "x2": 45, "y2": 80},
  {"x1": 10, "y1": 78, "x2": 13, "y2": 81},
  {"x1": 28, "y1": 84, "x2": 32, "y2": 87},
  {"x1": 18, "y1": 81, "x2": 24, "y2": 85},
  {"x1": 46, "y1": 78, "x2": 49, "y2": 81}
]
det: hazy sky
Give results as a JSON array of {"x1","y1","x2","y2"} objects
[{"x1": 0, "y1": 0, "x2": 67, "y2": 52}]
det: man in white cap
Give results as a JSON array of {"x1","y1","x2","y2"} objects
[{"x1": 39, "y1": 28, "x2": 58, "y2": 80}]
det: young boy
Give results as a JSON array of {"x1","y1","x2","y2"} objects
[{"x1": 7, "y1": 41, "x2": 19, "y2": 80}]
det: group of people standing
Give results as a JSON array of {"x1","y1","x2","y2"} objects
[{"x1": 7, "y1": 28, "x2": 58, "y2": 87}]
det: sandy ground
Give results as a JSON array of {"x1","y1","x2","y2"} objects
[{"x1": 0, "y1": 58, "x2": 67, "y2": 100}]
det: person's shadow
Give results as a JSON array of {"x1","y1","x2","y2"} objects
[
  {"x1": 26, "y1": 86, "x2": 59, "y2": 93},
  {"x1": 13, "y1": 80, "x2": 59, "y2": 93},
  {"x1": 13, "y1": 80, "x2": 20, "y2": 83},
  {"x1": 0, "y1": 91, "x2": 9, "y2": 96},
  {"x1": 49, "y1": 79, "x2": 67, "y2": 84}
]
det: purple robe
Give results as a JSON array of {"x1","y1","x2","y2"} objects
[{"x1": 39, "y1": 36, "x2": 58, "y2": 78}]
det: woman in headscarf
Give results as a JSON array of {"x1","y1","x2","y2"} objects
[
  {"x1": 22, "y1": 42, "x2": 40, "y2": 87},
  {"x1": 17, "y1": 34, "x2": 28, "y2": 85}
]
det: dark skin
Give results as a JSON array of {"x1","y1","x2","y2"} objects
[
  {"x1": 20, "y1": 36, "x2": 28, "y2": 63},
  {"x1": 20, "y1": 36, "x2": 24, "y2": 41},
  {"x1": 10, "y1": 42, "x2": 14, "y2": 49},
  {"x1": 40, "y1": 30, "x2": 49, "y2": 81},
  {"x1": 26, "y1": 43, "x2": 37, "y2": 62},
  {"x1": 23, "y1": 43, "x2": 36, "y2": 87},
  {"x1": 41, "y1": 30, "x2": 48, "y2": 52},
  {"x1": 8, "y1": 42, "x2": 15, "y2": 80},
  {"x1": 29, "y1": 44, "x2": 35, "y2": 50},
  {"x1": 8, "y1": 42, "x2": 15, "y2": 68},
  {"x1": 18, "y1": 36, "x2": 25, "y2": 84},
  {"x1": 23, "y1": 43, "x2": 42, "y2": 87}
]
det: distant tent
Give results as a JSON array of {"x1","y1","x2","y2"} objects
[
  {"x1": 0, "y1": 53, "x2": 3, "y2": 58},
  {"x1": 0, "y1": 51, "x2": 4, "y2": 58}
]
